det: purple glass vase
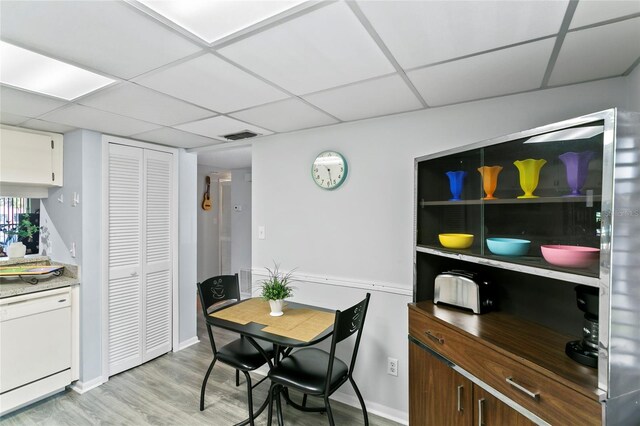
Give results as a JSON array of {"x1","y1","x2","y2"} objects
[
  {"x1": 446, "y1": 171, "x2": 467, "y2": 201},
  {"x1": 558, "y1": 151, "x2": 595, "y2": 196}
]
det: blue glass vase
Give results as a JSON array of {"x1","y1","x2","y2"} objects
[{"x1": 446, "y1": 171, "x2": 467, "y2": 201}]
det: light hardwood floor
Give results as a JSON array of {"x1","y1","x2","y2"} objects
[{"x1": 1, "y1": 314, "x2": 402, "y2": 425}]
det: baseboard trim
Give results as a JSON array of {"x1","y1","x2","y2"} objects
[
  {"x1": 251, "y1": 269, "x2": 412, "y2": 296},
  {"x1": 175, "y1": 336, "x2": 200, "y2": 351},
  {"x1": 70, "y1": 376, "x2": 105, "y2": 394},
  {"x1": 330, "y1": 391, "x2": 408, "y2": 425},
  {"x1": 249, "y1": 369, "x2": 408, "y2": 424}
]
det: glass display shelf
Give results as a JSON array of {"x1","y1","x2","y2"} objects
[
  {"x1": 416, "y1": 245, "x2": 599, "y2": 287},
  {"x1": 419, "y1": 194, "x2": 601, "y2": 207}
]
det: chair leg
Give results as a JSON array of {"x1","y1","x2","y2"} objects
[
  {"x1": 275, "y1": 385, "x2": 284, "y2": 426},
  {"x1": 236, "y1": 369, "x2": 240, "y2": 386},
  {"x1": 267, "y1": 383, "x2": 276, "y2": 426},
  {"x1": 350, "y1": 376, "x2": 369, "y2": 426},
  {"x1": 200, "y1": 357, "x2": 217, "y2": 411},
  {"x1": 242, "y1": 371, "x2": 255, "y2": 426},
  {"x1": 324, "y1": 396, "x2": 335, "y2": 426},
  {"x1": 301, "y1": 393, "x2": 307, "y2": 407}
]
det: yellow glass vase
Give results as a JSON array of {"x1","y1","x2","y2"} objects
[
  {"x1": 514, "y1": 159, "x2": 546, "y2": 199},
  {"x1": 477, "y1": 166, "x2": 503, "y2": 200}
]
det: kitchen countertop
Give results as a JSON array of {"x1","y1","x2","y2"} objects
[{"x1": 0, "y1": 255, "x2": 79, "y2": 298}]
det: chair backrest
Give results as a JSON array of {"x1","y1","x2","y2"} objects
[
  {"x1": 325, "y1": 293, "x2": 371, "y2": 393},
  {"x1": 197, "y1": 274, "x2": 241, "y2": 314},
  {"x1": 197, "y1": 274, "x2": 240, "y2": 354}
]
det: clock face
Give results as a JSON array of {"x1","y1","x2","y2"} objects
[{"x1": 312, "y1": 151, "x2": 348, "y2": 190}]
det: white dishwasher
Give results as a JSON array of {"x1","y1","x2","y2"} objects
[{"x1": 0, "y1": 287, "x2": 72, "y2": 414}]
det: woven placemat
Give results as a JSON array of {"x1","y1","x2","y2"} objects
[{"x1": 210, "y1": 298, "x2": 335, "y2": 342}]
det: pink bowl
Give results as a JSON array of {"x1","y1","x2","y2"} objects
[{"x1": 541, "y1": 245, "x2": 600, "y2": 268}]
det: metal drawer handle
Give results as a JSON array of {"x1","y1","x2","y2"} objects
[
  {"x1": 506, "y1": 376, "x2": 540, "y2": 400},
  {"x1": 478, "y1": 398, "x2": 485, "y2": 426},
  {"x1": 457, "y1": 385, "x2": 463, "y2": 412},
  {"x1": 425, "y1": 330, "x2": 444, "y2": 344}
]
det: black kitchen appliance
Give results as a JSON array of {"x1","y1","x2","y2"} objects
[{"x1": 566, "y1": 285, "x2": 599, "y2": 368}]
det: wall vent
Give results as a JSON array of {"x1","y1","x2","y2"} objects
[
  {"x1": 239, "y1": 269, "x2": 252, "y2": 296},
  {"x1": 222, "y1": 130, "x2": 258, "y2": 141}
]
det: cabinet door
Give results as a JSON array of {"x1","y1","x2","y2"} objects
[
  {"x1": 474, "y1": 387, "x2": 536, "y2": 426},
  {"x1": 0, "y1": 127, "x2": 53, "y2": 185},
  {"x1": 410, "y1": 340, "x2": 473, "y2": 426}
]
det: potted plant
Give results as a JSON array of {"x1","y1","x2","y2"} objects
[
  {"x1": 260, "y1": 263, "x2": 295, "y2": 317},
  {"x1": 4, "y1": 216, "x2": 39, "y2": 258}
]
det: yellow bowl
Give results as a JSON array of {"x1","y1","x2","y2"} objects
[{"x1": 439, "y1": 233, "x2": 474, "y2": 249}]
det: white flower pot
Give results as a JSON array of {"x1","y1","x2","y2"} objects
[
  {"x1": 7, "y1": 242, "x2": 26, "y2": 258},
  {"x1": 269, "y1": 299, "x2": 285, "y2": 317}
]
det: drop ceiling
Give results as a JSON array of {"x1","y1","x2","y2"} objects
[{"x1": 1, "y1": 0, "x2": 638, "y2": 152}]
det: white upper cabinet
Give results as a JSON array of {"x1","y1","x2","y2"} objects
[{"x1": 0, "y1": 125, "x2": 63, "y2": 197}]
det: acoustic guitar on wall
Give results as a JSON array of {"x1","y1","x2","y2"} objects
[{"x1": 202, "y1": 176, "x2": 212, "y2": 211}]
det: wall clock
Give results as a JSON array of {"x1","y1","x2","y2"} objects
[{"x1": 312, "y1": 151, "x2": 348, "y2": 190}]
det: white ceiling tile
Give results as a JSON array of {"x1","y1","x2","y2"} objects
[
  {"x1": 79, "y1": 82, "x2": 215, "y2": 126},
  {"x1": 21, "y1": 119, "x2": 75, "y2": 134},
  {"x1": 0, "y1": 86, "x2": 67, "y2": 118},
  {"x1": 139, "y1": 0, "x2": 304, "y2": 44},
  {"x1": 218, "y1": 2, "x2": 395, "y2": 94},
  {"x1": 0, "y1": 1, "x2": 201, "y2": 79},
  {"x1": 358, "y1": 0, "x2": 568, "y2": 69},
  {"x1": 40, "y1": 104, "x2": 161, "y2": 136},
  {"x1": 408, "y1": 39, "x2": 555, "y2": 107},
  {"x1": 303, "y1": 75, "x2": 422, "y2": 122},
  {"x1": 174, "y1": 116, "x2": 273, "y2": 140},
  {"x1": 131, "y1": 127, "x2": 222, "y2": 149},
  {"x1": 1, "y1": 112, "x2": 29, "y2": 125},
  {"x1": 230, "y1": 99, "x2": 338, "y2": 132},
  {"x1": 550, "y1": 18, "x2": 640, "y2": 86},
  {"x1": 570, "y1": 1, "x2": 640, "y2": 29},
  {"x1": 198, "y1": 146, "x2": 252, "y2": 169},
  {"x1": 135, "y1": 53, "x2": 289, "y2": 113}
]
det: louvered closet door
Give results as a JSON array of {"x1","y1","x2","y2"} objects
[
  {"x1": 142, "y1": 149, "x2": 173, "y2": 361},
  {"x1": 108, "y1": 144, "x2": 144, "y2": 376}
]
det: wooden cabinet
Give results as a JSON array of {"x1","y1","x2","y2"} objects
[
  {"x1": 408, "y1": 304, "x2": 601, "y2": 425},
  {"x1": 0, "y1": 125, "x2": 63, "y2": 197},
  {"x1": 409, "y1": 339, "x2": 472, "y2": 425},
  {"x1": 410, "y1": 338, "x2": 534, "y2": 426},
  {"x1": 474, "y1": 387, "x2": 536, "y2": 426}
]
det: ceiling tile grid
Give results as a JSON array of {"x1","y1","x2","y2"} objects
[
  {"x1": 174, "y1": 115, "x2": 273, "y2": 140},
  {"x1": 134, "y1": 53, "x2": 289, "y2": 113},
  {"x1": 357, "y1": 0, "x2": 569, "y2": 70},
  {"x1": 303, "y1": 74, "x2": 423, "y2": 122},
  {"x1": 130, "y1": 127, "x2": 223, "y2": 149},
  {"x1": 550, "y1": 17, "x2": 640, "y2": 86},
  {"x1": 231, "y1": 98, "x2": 338, "y2": 133},
  {"x1": 78, "y1": 82, "x2": 215, "y2": 127},
  {"x1": 408, "y1": 39, "x2": 556, "y2": 107},
  {"x1": 0, "y1": 0, "x2": 201, "y2": 80},
  {"x1": 40, "y1": 104, "x2": 161, "y2": 137},
  {"x1": 217, "y1": 2, "x2": 395, "y2": 95},
  {"x1": 0, "y1": 0, "x2": 638, "y2": 150}
]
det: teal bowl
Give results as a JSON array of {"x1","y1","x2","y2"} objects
[{"x1": 486, "y1": 238, "x2": 530, "y2": 256}]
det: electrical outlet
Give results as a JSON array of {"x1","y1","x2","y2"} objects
[{"x1": 387, "y1": 357, "x2": 398, "y2": 376}]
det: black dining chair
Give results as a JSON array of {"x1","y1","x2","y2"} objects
[
  {"x1": 197, "y1": 274, "x2": 275, "y2": 425},
  {"x1": 266, "y1": 293, "x2": 371, "y2": 426}
]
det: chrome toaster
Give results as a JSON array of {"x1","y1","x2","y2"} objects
[{"x1": 434, "y1": 270, "x2": 494, "y2": 314}]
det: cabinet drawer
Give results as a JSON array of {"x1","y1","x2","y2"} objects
[{"x1": 409, "y1": 309, "x2": 601, "y2": 425}]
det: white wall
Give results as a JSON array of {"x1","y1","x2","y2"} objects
[
  {"x1": 252, "y1": 76, "x2": 632, "y2": 423},
  {"x1": 231, "y1": 168, "x2": 252, "y2": 275},
  {"x1": 627, "y1": 65, "x2": 640, "y2": 112},
  {"x1": 196, "y1": 166, "x2": 221, "y2": 282},
  {"x1": 179, "y1": 150, "x2": 198, "y2": 347}
]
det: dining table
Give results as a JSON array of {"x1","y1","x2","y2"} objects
[{"x1": 207, "y1": 297, "x2": 336, "y2": 425}]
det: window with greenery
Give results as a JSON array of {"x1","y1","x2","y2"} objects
[{"x1": 0, "y1": 197, "x2": 39, "y2": 257}]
